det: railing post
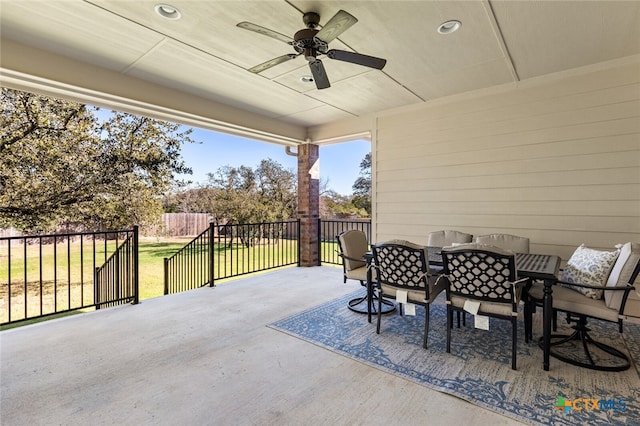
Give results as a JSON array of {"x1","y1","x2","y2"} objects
[
  {"x1": 115, "y1": 247, "x2": 120, "y2": 306},
  {"x1": 317, "y1": 218, "x2": 322, "y2": 266},
  {"x1": 132, "y1": 226, "x2": 139, "y2": 305},
  {"x1": 94, "y1": 267, "x2": 101, "y2": 310},
  {"x1": 208, "y1": 221, "x2": 215, "y2": 287},
  {"x1": 163, "y1": 257, "x2": 169, "y2": 295},
  {"x1": 297, "y1": 219, "x2": 301, "y2": 267}
]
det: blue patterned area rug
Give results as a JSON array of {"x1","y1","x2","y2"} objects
[{"x1": 268, "y1": 292, "x2": 640, "y2": 425}]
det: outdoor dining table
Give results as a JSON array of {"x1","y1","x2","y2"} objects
[
  {"x1": 514, "y1": 252, "x2": 562, "y2": 371},
  {"x1": 365, "y1": 246, "x2": 561, "y2": 371}
]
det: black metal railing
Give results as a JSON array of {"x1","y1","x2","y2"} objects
[
  {"x1": 1, "y1": 219, "x2": 371, "y2": 323},
  {"x1": 1, "y1": 227, "x2": 139, "y2": 325},
  {"x1": 164, "y1": 220, "x2": 300, "y2": 294},
  {"x1": 94, "y1": 227, "x2": 139, "y2": 309},
  {"x1": 163, "y1": 225, "x2": 213, "y2": 295},
  {"x1": 318, "y1": 219, "x2": 372, "y2": 265}
]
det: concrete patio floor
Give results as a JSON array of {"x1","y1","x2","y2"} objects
[{"x1": 1, "y1": 266, "x2": 525, "y2": 425}]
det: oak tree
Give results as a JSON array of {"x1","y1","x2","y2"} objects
[
  {"x1": 0, "y1": 88, "x2": 193, "y2": 231},
  {"x1": 351, "y1": 153, "x2": 372, "y2": 215}
]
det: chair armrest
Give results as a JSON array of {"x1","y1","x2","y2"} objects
[
  {"x1": 510, "y1": 277, "x2": 530, "y2": 303},
  {"x1": 337, "y1": 252, "x2": 367, "y2": 263},
  {"x1": 419, "y1": 270, "x2": 438, "y2": 280},
  {"x1": 434, "y1": 274, "x2": 450, "y2": 287},
  {"x1": 556, "y1": 280, "x2": 633, "y2": 291}
]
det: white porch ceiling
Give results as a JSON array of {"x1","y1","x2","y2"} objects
[{"x1": 1, "y1": 1, "x2": 639, "y2": 144}]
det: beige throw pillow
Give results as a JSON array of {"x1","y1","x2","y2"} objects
[{"x1": 561, "y1": 244, "x2": 620, "y2": 299}]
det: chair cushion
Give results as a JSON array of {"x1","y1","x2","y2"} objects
[
  {"x1": 381, "y1": 285, "x2": 427, "y2": 304},
  {"x1": 449, "y1": 295, "x2": 517, "y2": 317},
  {"x1": 474, "y1": 234, "x2": 530, "y2": 254},
  {"x1": 561, "y1": 244, "x2": 619, "y2": 300},
  {"x1": 380, "y1": 276, "x2": 446, "y2": 304},
  {"x1": 529, "y1": 283, "x2": 619, "y2": 322},
  {"x1": 338, "y1": 230, "x2": 368, "y2": 272},
  {"x1": 442, "y1": 242, "x2": 514, "y2": 256},
  {"x1": 345, "y1": 265, "x2": 369, "y2": 282},
  {"x1": 427, "y1": 230, "x2": 473, "y2": 247},
  {"x1": 605, "y1": 242, "x2": 640, "y2": 317},
  {"x1": 606, "y1": 242, "x2": 632, "y2": 287}
]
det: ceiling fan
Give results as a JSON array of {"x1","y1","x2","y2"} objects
[{"x1": 237, "y1": 10, "x2": 387, "y2": 90}]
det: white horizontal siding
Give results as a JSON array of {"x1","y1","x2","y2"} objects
[
  {"x1": 373, "y1": 60, "x2": 640, "y2": 261},
  {"x1": 376, "y1": 200, "x2": 640, "y2": 218}
]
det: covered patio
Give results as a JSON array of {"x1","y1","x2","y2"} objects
[
  {"x1": 0, "y1": 266, "x2": 522, "y2": 425},
  {"x1": 1, "y1": 1, "x2": 639, "y2": 424},
  {"x1": 2, "y1": 1, "x2": 638, "y2": 263}
]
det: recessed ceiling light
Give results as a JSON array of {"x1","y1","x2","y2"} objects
[
  {"x1": 155, "y1": 4, "x2": 181, "y2": 20},
  {"x1": 437, "y1": 20, "x2": 461, "y2": 34},
  {"x1": 300, "y1": 75, "x2": 314, "y2": 83}
]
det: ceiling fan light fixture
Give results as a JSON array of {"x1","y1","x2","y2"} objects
[
  {"x1": 155, "y1": 4, "x2": 181, "y2": 20},
  {"x1": 437, "y1": 20, "x2": 461, "y2": 34},
  {"x1": 300, "y1": 75, "x2": 314, "y2": 83}
]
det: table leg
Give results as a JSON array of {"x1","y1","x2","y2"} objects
[
  {"x1": 366, "y1": 262, "x2": 373, "y2": 323},
  {"x1": 542, "y1": 279, "x2": 553, "y2": 371}
]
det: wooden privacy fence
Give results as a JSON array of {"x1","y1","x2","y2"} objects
[
  {"x1": 0, "y1": 228, "x2": 22, "y2": 245},
  {"x1": 1, "y1": 214, "x2": 213, "y2": 242},
  {"x1": 143, "y1": 213, "x2": 213, "y2": 237}
]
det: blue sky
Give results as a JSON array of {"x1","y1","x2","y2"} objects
[
  {"x1": 94, "y1": 108, "x2": 371, "y2": 195},
  {"x1": 177, "y1": 127, "x2": 370, "y2": 195}
]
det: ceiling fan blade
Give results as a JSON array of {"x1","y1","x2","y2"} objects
[
  {"x1": 326, "y1": 50, "x2": 387, "y2": 70},
  {"x1": 237, "y1": 22, "x2": 293, "y2": 44},
  {"x1": 314, "y1": 10, "x2": 357, "y2": 43},
  {"x1": 309, "y1": 60, "x2": 330, "y2": 89},
  {"x1": 248, "y1": 54, "x2": 299, "y2": 73}
]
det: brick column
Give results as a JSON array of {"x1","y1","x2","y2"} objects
[{"x1": 297, "y1": 143, "x2": 320, "y2": 267}]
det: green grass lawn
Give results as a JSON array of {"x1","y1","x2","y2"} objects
[
  {"x1": 1, "y1": 238, "x2": 338, "y2": 328},
  {"x1": 137, "y1": 240, "x2": 193, "y2": 299},
  {"x1": 0, "y1": 238, "x2": 192, "y2": 324}
]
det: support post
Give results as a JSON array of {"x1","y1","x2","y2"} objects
[{"x1": 297, "y1": 143, "x2": 320, "y2": 267}]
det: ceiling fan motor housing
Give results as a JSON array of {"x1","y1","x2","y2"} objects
[{"x1": 294, "y1": 28, "x2": 329, "y2": 60}]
